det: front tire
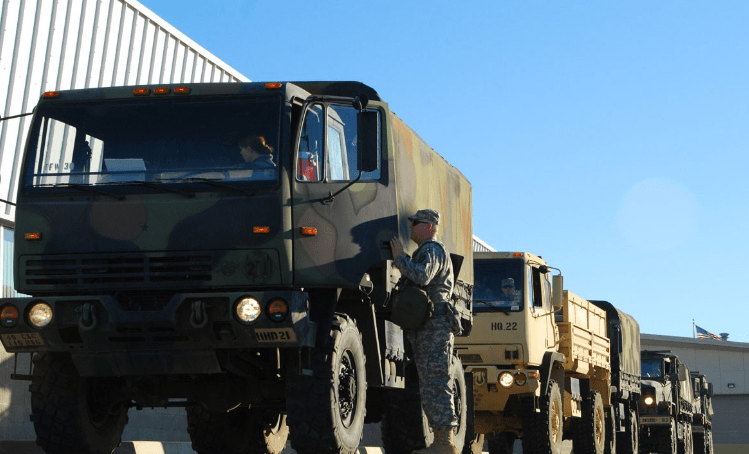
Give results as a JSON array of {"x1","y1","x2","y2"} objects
[
  {"x1": 187, "y1": 407, "x2": 289, "y2": 454},
  {"x1": 659, "y1": 419, "x2": 678, "y2": 454},
  {"x1": 30, "y1": 352, "x2": 128, "y2": 454},
  {"x1": 523, "y1": 379, "x2": 563, "y2": 454},
  {"x1": 287, "y1": 314, "x2": 367, "y2": 454}
]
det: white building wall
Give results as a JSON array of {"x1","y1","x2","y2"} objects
[{"x1": 0, "y1": 0, "x2": 249, "y2": 442}]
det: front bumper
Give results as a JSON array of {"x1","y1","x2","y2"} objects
[{"x1": 0, "y1": 291, "x2": 315, "y2": 376}]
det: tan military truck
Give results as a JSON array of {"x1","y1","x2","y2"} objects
[{"x1": 456, "y1": 252, "x2": 613, "y2": 454}]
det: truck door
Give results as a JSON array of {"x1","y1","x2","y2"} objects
[{"x1": 291, "y1": 101, "x2": 391, "y2": 289}]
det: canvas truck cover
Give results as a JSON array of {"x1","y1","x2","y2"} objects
[
  {"x1": 591, "y1": 300, "x2": 641, "y2": 397},
  {"x1": 390, "y1": 113, "x2": 473, "y2": 285}
]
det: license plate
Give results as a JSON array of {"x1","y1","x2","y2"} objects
[
  {"x1": 254, "y1": 328, "x2": 296, "y2": 343},
  {"x1": 1, "y1": 332, "x2": 45, "y2": 348},
  {"x1": 640, "y1": 416, "x2": 671, "y2": 425}
]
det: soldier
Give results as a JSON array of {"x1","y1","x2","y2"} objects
[
  {"x1": 390, "y1": 208, "x2": 461, "y2": 454},
  {"x1": 498, "y1": 277, "x2": 521, "y2": 305},
  {"x1": 237, "y1": 134, "x2": 276, "y2": 169}
]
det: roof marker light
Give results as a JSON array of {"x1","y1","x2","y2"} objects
[
  {"x1": 301, "y1": 227, "x2": 317, "y2": 236},
  {"x1": 133, "y1": 88, "x2": 150, "y2": 96},
  {"x1": 174, "y1": 86, "x2": 191, "y2": 94},
  {"x1": 265, "y1": 82, "x2": 282, "y2": 90},
  {"x1": 253, "y1": 226, "x2": 270, "y2": 234},
  {"x1": 24, "y1": 232, "x2": 42, "y2": 241},
  {"x1": 153, "y1": 87, "x2": 170, "y2": 95},
  {"x1": 42, "y1": 91, "x2": 60, "y2": 98}
]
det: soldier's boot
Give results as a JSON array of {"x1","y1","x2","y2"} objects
[{"x1": 412, "y1": 427, "x2": 459, "y2": 454}]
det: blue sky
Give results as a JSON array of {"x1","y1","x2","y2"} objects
[{"x1": 145, "y1": 0, "x2": 749, "y2": 342}]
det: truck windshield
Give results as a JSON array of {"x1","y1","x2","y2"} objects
[
  {"x1": 641, "y1": 359, "x2": 662, "y2": 378},
  {"x1": 473, "y1": 259, "x2": 524, "y2": 313},
  {"x1": 24, "y1": 97, "x2": 281, "y2": 189}
]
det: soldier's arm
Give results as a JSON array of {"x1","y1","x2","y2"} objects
[{"x1": 394, "y1": 244, "x2": 440, "y2": 286}]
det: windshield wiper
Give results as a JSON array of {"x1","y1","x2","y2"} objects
[
  {"x1": 125, "y1": 181, "x2": 195, "y2": 198},
  {"x1": 157, "y1": 177, "x2": 255, "y2": 196},
  {"x1": 53, "y1": 183, "x2": 124, "y2": 200},
  {"x1": 474, "y1": 300, "x2": 511, "y2": 315}
]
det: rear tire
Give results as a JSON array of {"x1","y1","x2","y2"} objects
[
  {"x1": 617, "y1": 408, "x2": 639, "y2": 454},
  {"x1": 678, "y1": 423, "x2": 693, "y2": 454},
  {"x1": 187, "y1": 406, "x2": 289, "y2": 454},
  {"x1": 30, "y1": 352, "x2": 128, "y2": 454},
  {"x1": 572, "y1": 390, "x2": 605, "y2": 454},
  {"x1": 286, "y1": 314, "x2": 367, "y2": 454}
]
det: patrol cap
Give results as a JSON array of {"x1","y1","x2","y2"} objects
[
  {"x1": 408, "y1": 209, "x2": 440, "y2": 225},
  {"x1": 501, "y1": 278, "x2": 515, "y2": 288}
]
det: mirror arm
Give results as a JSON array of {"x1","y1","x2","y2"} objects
[{"x1": 322, "y1": 171, "x2": 363, "y2": 205}]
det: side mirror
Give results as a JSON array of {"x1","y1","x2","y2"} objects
[
  {"x1": 552, "y1": 274, "x2": 563, "y2": 310},
  {"x1": 357, "y1": 110, "x2": 379, "y2": 173},
  {"x1": 678, "y1": 364, "x2": 687, "y2": 381},
  {"x1": 708, "y1": 383, "x2": 714, "y2": 397}
]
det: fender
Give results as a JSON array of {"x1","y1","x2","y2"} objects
[{"x1": 541, "y1": 351, "x2": 566, "y2": 396}]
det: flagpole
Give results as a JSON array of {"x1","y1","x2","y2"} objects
[{"x1": 693, "y1": 320, "x2": 696, "y2": 338}]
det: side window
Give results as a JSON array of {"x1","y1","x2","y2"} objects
[
  {"x1": 531, "y1": 266, "x2": 543, "y2": 308},
  {"x1": 31, "y1": 118, "x2": 104, "y2": 186},
  {"x1": 297, "y1": 104, "x2": 323, "y2": 181},
  {"x1": 542, "y1": 273, "x2": 552, "y2": 310},
  {"x1": 297, "y1": 103, "x2": 381, "y2": 182}
]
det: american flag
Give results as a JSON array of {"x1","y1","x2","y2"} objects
[{"x1": 695, "y1": 325, "x2": 722, "y2": 340}]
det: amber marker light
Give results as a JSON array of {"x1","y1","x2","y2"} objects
[
  {"x1": 133, "y1": 88, "x2": 150, "y2": 96},
  {"x1": 266, "y1": 298, "x2": 289, "y2": 322},
  {"x1": 42, "y1": 91, "x2": 60, "y2": 98},
  {"x1": 512, "y1": 252, "x2": 522, "y2": 257},
  {"x1": 253, "y1": 226, "x2": 270, "y2": 234},
  {"x1": 24, "y1": 232, "x2": 42, "y2": 241},
  {"x1": 174, "y1": 86, "x2": 191, "y2": 94},
  {"x1": 265, "y1": 82, "x2": 282, "y2": 90},
  {"x1": 153, "y1": 87, "x2": 170, "y2": 95},
  {"x1": 0, "y1": 305, "x2": 19, "y2": 327},
  {"x1": 301, "y1": 227, "x2": 317, "y2": 236}
]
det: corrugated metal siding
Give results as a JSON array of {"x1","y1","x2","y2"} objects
[
  {"x1": 472, "y1": 235, "x2": 496, "y2": 252},
  {"x1": 0, "y1": 0, "x2": 249, "y2": 224}
]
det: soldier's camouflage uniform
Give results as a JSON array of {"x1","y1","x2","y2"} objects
[{"x1": 395, "y1": 237, "x2": 459, "y2": 429}]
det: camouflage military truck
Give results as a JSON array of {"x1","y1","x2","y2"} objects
[
  {"x1": 0, "y1": 81, "x2": 473, "y2": 454},
  {"x1": 690, "y1": 372, "x2": 714, "y2": 454},
  {"x1": 639, "y1": 350, "x2": 695, "y2": 454},
  {"x1": 456, "y1": 252, "x2": 617, "y2": 454},
  {"x1": 589, "y1": 300, "x2": 642, "y2": 454}
]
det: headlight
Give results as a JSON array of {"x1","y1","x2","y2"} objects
[
  {"x1": 644, "y1": 396, "x2": 655, "y2": 406},
  {"x1": 266, "y1": 298, "x2": 289, "y2": 322},
  {"x1": 514, "y1": 373, "x2": 527, "y2": 386},
  {"x1": 0, "y1": 305, "x2": 19, "y2": 327},
  {"x1": 235, "y1": 297, "x2": 261, "y2": 324},
  {"x1": 28, "y1": 302, "x2": 53, "y2": 328},
  {"x1": 499, "y1": 371, "x2": 514, "y2": 388}
]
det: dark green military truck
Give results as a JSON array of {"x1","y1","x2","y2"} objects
[
  {"x1": 639, "y1": 350, "x2": 695, "y2": 454},
  {"x1": 690, "y1": 372, "x2": 714, "y2": 454},
  {"x1": 0, "y1": 82, "x2": 473, "y2": 454}
]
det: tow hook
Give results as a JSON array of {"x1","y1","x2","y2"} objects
[
  {"x1": 78, "y1": 303, "x2": 98, "y2": 331},
  {"x1": 190, "y1": 300, "x2": 209, "y2": 328}
]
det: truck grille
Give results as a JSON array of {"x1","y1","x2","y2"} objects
[{"x1": 22, "y1": 253, "x2": 213, "y2": 288}]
